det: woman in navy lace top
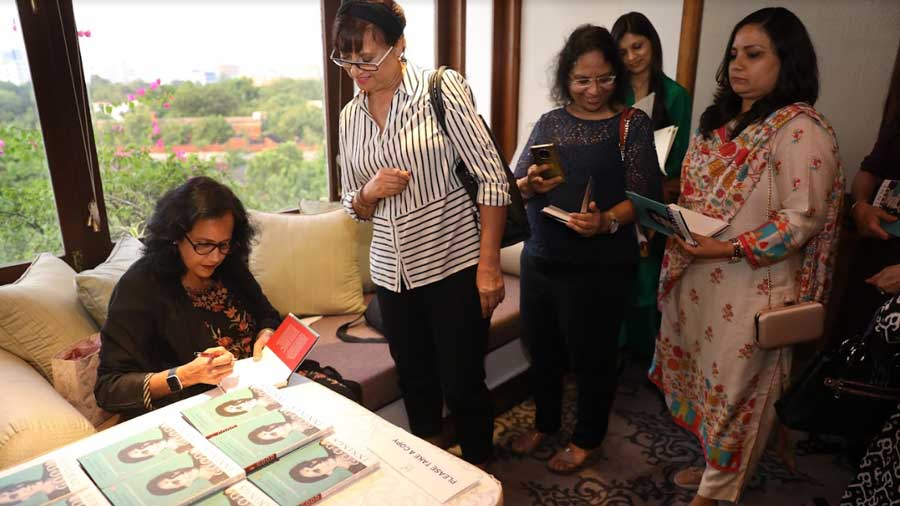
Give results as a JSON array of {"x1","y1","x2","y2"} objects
[{"x1": 510, "y1": 24, "x2": 661, "y2": 473}]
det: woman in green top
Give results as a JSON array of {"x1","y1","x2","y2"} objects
[{"x1": 612, "y1": 12, "x2": 692, "y2": 359}]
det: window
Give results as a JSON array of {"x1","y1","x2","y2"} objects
[
  {"x1": 73, "y1": 1, "x2": 328, "y2": 241},
  {"x1": 0, "y1": 4, "x2": 64, "y2": 266}
]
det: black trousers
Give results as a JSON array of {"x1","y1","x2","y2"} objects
[
  {"x1": 376, "y1": 266, "x2": 493, "y2": 463},
  {"x1": 519, "y1": 251, "x2": 634, "y2": 450}
]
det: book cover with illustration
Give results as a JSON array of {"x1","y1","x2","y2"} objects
[
  {"x1": 100, "y1": 445, "x2": 243, "y2": 506},
  {"x1": 218, "y1": 313, "x2": 320, "y2": 393},
  {"x1": 42, "y1": 486, "x2": 111, "y2": 506},
  {"x1": 0, "y1": 459, "x2": 94, "y2": 506},
  {"x1": 209, "y1": 404, "x2": 333, "y2": 472},
  {"x1": 192, "y1": 480, "x2": 279, "y2": 506},
  {"x1": 627, "y1": 191, "x2": 728, "y2": 245},
  {"x1": 873, "y1": 178, "x2": 900, "y2": 236},
  {"x1": 248, "y1": 435, "x2": 378, "y2": 506},
  {"x1": 182, "y1": 385, "x2": 283, "y2": 438},
  {"x1": 78, "y1": 418, "x2": 202, "y2": 489}
]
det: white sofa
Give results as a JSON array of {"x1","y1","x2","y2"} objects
[{"x1": 0, "y1": 208, "x2": 528, "y2": 469}]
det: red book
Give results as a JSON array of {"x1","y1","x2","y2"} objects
[{"x1": 218, "y1": 313, "x2": 320, "y2": 392}]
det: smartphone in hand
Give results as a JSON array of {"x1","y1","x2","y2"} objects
[{"x1": 529, "y1": 144, "x2": 565, "y2": 182}]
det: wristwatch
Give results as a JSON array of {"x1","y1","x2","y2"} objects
[
  {"x1": 728, "y1": 238, "x2": 745, "y2": 263},
  {"x1": 606, "y1": 211, "x2": 620, "y2": 234},
  {"x1": 166, "y1": 367, "x2": 183, "y2": 393}
]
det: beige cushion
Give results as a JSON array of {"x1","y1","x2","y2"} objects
[
  {"x1": 0, "y1": 347, "x2": 95, "y2": 468},
  {"x1": 249, "y1": 210, "x2": 367, "y2": 316},
  {"x1": 0, "y1": 254, "x2": 99, "y2": 380},
  {"x1": 299, "y1": 200, "x2": 375, "y2": 293},
  {"x1": 75, "y1": 236, "x2": 144, "y2": 327},
  {"x1": 500, "y1": 242, "x2": 523, "y2": 277}
]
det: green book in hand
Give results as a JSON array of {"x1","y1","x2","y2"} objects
[
  {"x1": 209, "y1": 404, "x2": 333, "y2": 473},
  {"x1": 248, "y1": 435, "x2": 379, "y2": 506},
  {"x1": 626, "y1": 191, "x2": 728, "y2": 246},
  {"x1": 872, "y1": 179, "x2": 900, "y2": 237},
  {"x1": 181, "y1": 385, "x2": 284, "y2": 438}
]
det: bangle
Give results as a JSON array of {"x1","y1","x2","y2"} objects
[
  {"x1": 728, "y1": 238, "x2": 744, "y2": 263},
  {"x1": 850, "y1": 200, "x2": 863, "y2": 214},
  {"x1": 356, "y1": 185, "x2": 376, "y2": 208}
]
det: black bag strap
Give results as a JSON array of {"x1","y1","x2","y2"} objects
[{"x1": 335, "y1": 309, "x2": 388, "y2": 344}]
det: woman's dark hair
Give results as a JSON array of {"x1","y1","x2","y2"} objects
[
  {"x1": 699, "y1": 7, "x2": 819, "y2": 139},
  {"x1": 551, "y1": 24, "x2": 627, "y2": 109},
  {"x1": 611, "y1": 12, "x2": 670, "y2": 129},
  {"x1": 333, "y1": 0, "x2": 406, "y2": 55},
  {"x1": 146, "y1": 468, "x2": 191, "y2": 496},
  {"x1": 118, "y1": 439, "x2": 162, "y2": 464},
  {"x1": 214, "y1": 397, "x2": 254, "y2": 418},
  {"x1": 289, "y1": 456, "x2": 332, "y2": 484},
  {"x1": 142, "y1": 176, "x2": 254, "y2": 280},
  {"x1": 247, "y1": 421, "x2": 312, "y2": 445}
]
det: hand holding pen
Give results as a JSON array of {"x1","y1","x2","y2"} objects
[{"x1": 182, "y1": 346, "x2": 234, "y2": 386}]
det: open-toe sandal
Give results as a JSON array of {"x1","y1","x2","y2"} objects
[
  {"x1": 511, "y1": 429, "x2": 546, "y2": 456},
  {"x1": 547, "y1": 443, "x2": 597, "y2": 474},
  {"x1": 672, "y1": 466, "x2": 704, "y2": 491}
]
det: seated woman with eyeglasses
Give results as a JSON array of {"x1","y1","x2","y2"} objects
[
  {"x1": 510, "y1": 24, "x2": 660, "y2": 473},
  {"x1": 96, "y1": 177, "x2": 282, "y2": 418}
]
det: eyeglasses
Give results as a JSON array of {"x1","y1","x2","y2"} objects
[
  {"x1": 330, "y1": 46, "x2": 394, "y2": 72},
  {"x1": 570, "y1": 75, "x2": 617, "y2": 89},
  {"x1": 184, "y1": 235, "x2": 231, "y2": 256}
]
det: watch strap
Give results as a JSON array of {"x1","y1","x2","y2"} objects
[{"x1": 166, "y1": 366, "x2": 182, "y2": 392}]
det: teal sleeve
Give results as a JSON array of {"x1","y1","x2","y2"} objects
[{"x1": 665, "y1": 86, "x2": 692, "y2": 179}]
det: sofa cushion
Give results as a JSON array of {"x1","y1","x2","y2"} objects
[
  {"x1": 249, "y1": 210, "x2": 367, "y2": 316},
  {"x1": 308, "y1": 274, "x2": 521, "y2": 411},
  {"x1": 300, "y1": 200, "x2": 375, "y2": 294},
  {"x1": 0, "y1": 253, "x2": 99, "y2": 380},
  {"x1": 0, "y1": 346, "x2": 95, "y2": 469},
  {"x1": 75, "y1": 236, "x2": 144, "y2": 327},
  {"x1": 500, "y1": 242, "x2": 523, "y2": 276}
]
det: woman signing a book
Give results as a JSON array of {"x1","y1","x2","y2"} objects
[
  {"x1": 649, "y1": 8, "x2": 843, "y2": 506},
  {"x1": 334, "y1": 0, "x2": 508, "y2": 466},
  {"x1": 95, "y1": 177, "x2": 355, "y2": 419},
  {"x1": 509, "y1": 25, "x2": 661, "y2": 473}
]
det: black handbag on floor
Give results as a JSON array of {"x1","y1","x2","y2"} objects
[
  {"x1": 335, "y1": 298, "x2": 387, "y2": 344},
  {"x1": 776, "y1": 293, "x2": 900, "y2": 437},
  {"x1": 428, "y1": 66, "x2": 530, "y2": 248}
]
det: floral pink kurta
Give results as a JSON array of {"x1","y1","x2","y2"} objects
[{"x1": 650, "y1": 104, "x2": 843, "y2": 498}]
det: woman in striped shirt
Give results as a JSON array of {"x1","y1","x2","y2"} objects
[{"x1": 332, "y1": 0, "x2": 509, "y2": 466}]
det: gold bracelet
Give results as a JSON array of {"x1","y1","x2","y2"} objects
[{"x1": 355, "y1": 185, "x2": 376, "y2": 208}]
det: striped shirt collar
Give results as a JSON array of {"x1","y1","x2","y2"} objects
[{"x1": 354, "y1": 62, "x2": 421, "y2": 112}]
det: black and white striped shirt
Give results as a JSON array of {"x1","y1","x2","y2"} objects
[{"x1": 339, "y1": 63, "x2": 510, "y2": 292}]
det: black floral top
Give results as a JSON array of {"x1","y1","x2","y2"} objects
[{"x1": 185, "y1": 281, "x2": 256, "y2": 359}]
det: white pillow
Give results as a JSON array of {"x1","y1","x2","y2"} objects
[
  {"x1": 75, "y1": 236, "x2": 144, "y2": 327},
  {"x1": 249, "y1": 210, "x2": 367, "y2": 316},
  {"x1": 500, "y1": 242, "x2": 523, "y2": 277},
  {"x1": 0, "y1": 254, "x2": 99, "y2": 380}
]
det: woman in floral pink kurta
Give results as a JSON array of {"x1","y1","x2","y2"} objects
[{"x1": 648, "y1": 8, "x2": 844, "y2": 505}]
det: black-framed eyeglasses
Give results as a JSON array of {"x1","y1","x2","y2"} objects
[
  {"x1": 184, "y1": 235, "x2": 231, "y2": 256},
  {"x1": 330, "y1": 46, "x2": 394, "y2": 72}
]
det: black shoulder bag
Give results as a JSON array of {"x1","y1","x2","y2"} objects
[{"x1": 428, "y1": 66, "x2": 530, "y2": 247}]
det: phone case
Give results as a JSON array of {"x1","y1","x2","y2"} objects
[
  {"x1": 754, "y1": 301, "x2": 825, "y2": 349},
  {"x1": 530, "y1": 144, "x2": 565, "y2": 181}
]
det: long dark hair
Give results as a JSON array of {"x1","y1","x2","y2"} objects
[
  {"x1": 699, "y1": 7, "x2": 819, "y2": 139},
  {"x1": 142, "y1": 176, "x2": 254, "y2": 280},
  {"x1": 611, "y1": 12, "x2": 670, "y2": 129},
  {"x1": 551, "y1": 24, "x2": 627, "y2": 109}
]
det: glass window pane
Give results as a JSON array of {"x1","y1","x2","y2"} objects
[
  {"x1": 465, "y1": 0, "x2": 493, "y2": 124},
  {"x1": 74, "y1": 1, "x2": 328, "y2": 241},
  {"x1": 0, "y1": 4, "x2": 64, "y2": 266},
  {"x1": 402, "y1": 0, "x2": 435, "y2": 70}
]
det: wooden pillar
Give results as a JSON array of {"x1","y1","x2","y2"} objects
[
  {"x1": 321, "y1": 0, "x2": 356, "y2": 201},
  {"x1": 490, "y1": 0, "x2": 521, "y2": 162},
  {"x1": 436, "y1": 0, "x2": 466, "y2": 74},
  {"x1": 675, "y1": 0, "x2": 704, "y2": 97}
]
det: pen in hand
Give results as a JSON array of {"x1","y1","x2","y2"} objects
[{"x1": 194, "y1": 352, "x2": 216, "y2": 358}]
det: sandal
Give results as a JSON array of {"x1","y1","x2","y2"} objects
[
  {"x1": 547, "y1": 443, "x2": 598, "y2": 474},
  {"x1": 672, "y1": 466, "x2": 704, "y2": 491},
  {"x1": 511, "y1": 429, "x2": 546, "y2": 456}
]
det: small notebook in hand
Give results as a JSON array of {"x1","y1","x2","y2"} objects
[
  {"x1": 654, "y1": 125, "x2": 678, "y2": 175},
  {"x1": 627, "y1": 191, "x2": 728, "y2": 246},
  {"x1": 541, "y1": 178, "x2": 591, "y2": 224},
  {"x1": 872, "y1": 179, "x2": 900, "y2": 237},
  {"x1": 218, "y1": 313, "x2": 320, "y2": 393}
]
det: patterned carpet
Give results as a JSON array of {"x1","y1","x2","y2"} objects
[{"x1": 486, "y1": 362, "x2": 856, "y2": 506}]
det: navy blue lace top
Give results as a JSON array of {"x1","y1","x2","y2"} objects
[{"x1": 514, "y1": 107, "x2": 662, "y2": 265}]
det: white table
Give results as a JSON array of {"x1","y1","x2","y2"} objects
[{"x1": 2, "y1": 375, "x2": 503, "y2": 506}]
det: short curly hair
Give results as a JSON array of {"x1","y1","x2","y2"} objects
[
  {"x1": 141, "y1": 176, "x2": 254, "y2": 280},
  {"x1": 551, "y1": 24, "x2": 627, "y2": 108}
]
